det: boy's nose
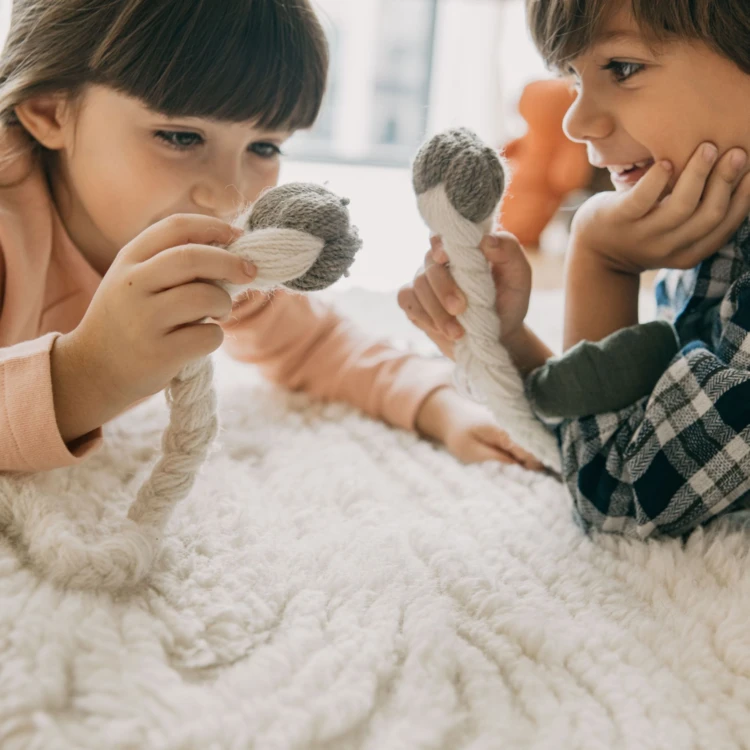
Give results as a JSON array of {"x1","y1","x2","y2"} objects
[{"x1": 563, "y1": 89, "x2": 615, "y2": 145}]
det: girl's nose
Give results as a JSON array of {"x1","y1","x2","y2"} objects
[
  {"x1": 563, "y1": 88, "x2": 615, "y2": 145},
  {"x1": 191, "y1": 177, "x2": 244, "y2": 220}
]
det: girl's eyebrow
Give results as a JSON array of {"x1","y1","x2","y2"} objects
[{"x1": 597, "y1": 29, "x2": 643, "y2": 43}]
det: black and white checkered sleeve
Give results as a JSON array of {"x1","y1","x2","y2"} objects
[{"x1": 554, "y1": 273, "x2": 750, "y2": 539}]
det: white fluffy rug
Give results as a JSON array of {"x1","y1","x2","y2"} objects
[{"x1": 2, "y1": 290, "x2": 750, "y2": 750}]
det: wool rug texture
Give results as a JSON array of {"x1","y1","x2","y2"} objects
[{"x1": 1, "y1": 289, "x2": 749, "y2": 750}]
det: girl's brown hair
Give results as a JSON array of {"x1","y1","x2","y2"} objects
[
  {"x1": 526, "y1": 0, "x2": 750, "y2": 74},
  {"x1": 0, "y1": 0, "x2": 329, "y2": 130}
]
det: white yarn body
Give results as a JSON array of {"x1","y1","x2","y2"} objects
[
  {"x1": 417, "y1": 185, "x2": 561, "y2": 472},
  {"x1": 1, "y1": 227, "x2": 332, "y2": 591},
  {"x1": 221, "y1": 228, "x2": 325, "y2": 295}
]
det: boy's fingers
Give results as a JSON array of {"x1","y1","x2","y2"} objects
[
  {"x1": 673, "y1": 148, "x2": 748, "y2": 244},
  {"x1": 430, "y1": 235, "x2": 449, "y2": 264},
  {"x1": 653, "y1": 143, "x2": 718, "y2": 230},
  {"x1": 412, "y1": 272, "x2": 464, "y2": 340},
  {"x1": 425, "y1": 262, "x2": 466, "y2": 316},
  {"x1": 139, "y1": 245, "x2": 256, "y2": 292},
  {"x1": 397, "y1": 284, "x2": 443, "y2": 337},
  {"x1": 619, "y1": 160, "x2": 674, "y2": 221},
  {"x1": 123, "y1": 214, "x2": 242, "y2": 263},
  {"x1": 480, "y1": 233, "x2": 522, "y2": 266},
  {"x1": 669, "y1": 171, "x2": 750, "y2": 269}
]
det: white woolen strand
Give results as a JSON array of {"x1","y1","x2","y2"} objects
[
  {"x1": 5, "y1": 228, "x2": 329, "y2": 592},
  {"x1": 417, "y1": 185, "x2": 561, "y2": 472}
]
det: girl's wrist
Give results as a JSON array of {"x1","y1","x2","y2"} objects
[
  {"x1": 50, "y1": 331, "x2": 117, "y2": 443},
  {"x1": 414, "y1": 386, "x2": 455, "y2": 442}
]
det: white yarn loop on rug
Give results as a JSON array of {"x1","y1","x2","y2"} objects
[{"x1": 416, "y1": 184, "x2": 561, "y2": 472}]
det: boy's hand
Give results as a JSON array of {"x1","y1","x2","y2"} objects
[
  {"x1": 415, "y1": 387, "x2": 544, "y2": 470},
  {"x1": 51, "y1": 215, "x2": 256, "y2": 442},
  {"x1": 398, "y1": 233, "x2": 532, "y2": 360},
  {"x1": 573, "y1": 143, "x2": 750, "y2": 274}
]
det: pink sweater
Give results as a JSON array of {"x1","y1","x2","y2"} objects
[{"x1": 0, "y1": 137, "x2": 452, "y2": 472}]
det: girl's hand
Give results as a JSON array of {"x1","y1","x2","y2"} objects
[
  {"x1": 415, "y1": 387, "x2": 544, "y2": 470},
  {"x1": 51, "y1": 214, "x2": 256, "y2": 442},
  {"x1": 573, "y1": 143, "x2": 750, "y2": 275},
  {"x1": 397, "y1": 233, "x2": 533, "y2": 360}
]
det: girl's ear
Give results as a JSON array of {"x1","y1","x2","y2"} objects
[{"x1": 14, "y1": 94, "x2": 73, "y2": 150}]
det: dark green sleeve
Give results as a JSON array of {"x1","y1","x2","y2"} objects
[{"x1": 526, "y1": 320, "x2": 680, "y2": 419}]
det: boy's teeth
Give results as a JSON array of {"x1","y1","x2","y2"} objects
[{"x1": 610, "y1": 159, "x2": 653, "y2": 175}]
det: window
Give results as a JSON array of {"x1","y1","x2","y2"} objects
[{"x1": 287, "y1": 0, "x2": 438, "y2": 166}]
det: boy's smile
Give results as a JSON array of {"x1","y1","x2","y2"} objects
[{"x1": 562, "y1": 7, "x2": 750, "y2": 193}]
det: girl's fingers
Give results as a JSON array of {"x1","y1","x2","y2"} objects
[
  {"x1": 138, "y1": 245, "x2": 256, "y2": 292},
  {"x1": 122, "y1": 214, "x2": 242, "y2": 263},
  {"x1": 474, "y1": 424, "x2": 544, "y2": 471},
  {"x1": 156, "y1": 282, "x2": 234, "y2": 330},
  {"x1": 673, "y1": 148, "x2": 747, "y2": 243},
  {"x1": 462, "y1": 442, "x2": 517, "y2": 465},
  {"x1": 164, "y1": 320, "x2": 226, "y2": 360},
  {"x1": 618, "y1": 159, "x2": 674, "y2": 221}
]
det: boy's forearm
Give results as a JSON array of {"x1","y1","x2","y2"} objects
[
  {"x1": 564, "y1": 239, "x2": 640, "y2": 351},
  {"x1": 501, "y1": 324, "x2": 555, "y2": 376}
]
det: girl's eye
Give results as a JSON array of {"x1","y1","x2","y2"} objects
[
  {"x1": 602, "y1": 60, "x2": 644, "y2": 83},
  {"x1": 154, "y1": 130, "x2": 204, "y2": 150},
  {"x1": 249, "y1": 142, "x2": 282, "y2": 159}
]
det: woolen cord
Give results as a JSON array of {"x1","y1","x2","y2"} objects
[
  {"x1": 413, "y1": 128, "x2": 561, "y2": 472},
  {"x1": 8, "y1": 183, "x2": 361, "y2": 591}
]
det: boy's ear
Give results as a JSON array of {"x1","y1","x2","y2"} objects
[{"x1": 14, "y1": 94, "x2": 73, "y2": 150}]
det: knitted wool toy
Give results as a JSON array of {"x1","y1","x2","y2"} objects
[
  {"x1": 413, "y1": 128, "x2": 561, "y2": 472},
  {"x1": 3, "y1": 183, "x2": 361, "y2": 591}
]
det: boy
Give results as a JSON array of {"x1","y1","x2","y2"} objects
[{"x1": 399, "y1": 0, "x2": 750, "y2": 538}]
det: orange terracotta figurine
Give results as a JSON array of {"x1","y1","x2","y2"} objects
[{"x1": 499, "y1": 79, "x2": 592, "y2": 248}]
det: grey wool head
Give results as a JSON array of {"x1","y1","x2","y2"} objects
[
  {"x1": 247, "y1": 182, "x2": 362, "y2": 291},
  {"x1": 412, "y1": 127, "x2": 506, "y2": 225}
]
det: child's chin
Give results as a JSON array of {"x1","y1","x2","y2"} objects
[{"x1": 612, "y1": 181, "x2": 635, "y2": 193}]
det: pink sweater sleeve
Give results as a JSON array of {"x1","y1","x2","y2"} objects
[
  {"x1": 221, "y1": 290, "x2": 455, "y2": 432},
  {"x1": 0, "y1": 333, "x2": 102, "y2": 472}
]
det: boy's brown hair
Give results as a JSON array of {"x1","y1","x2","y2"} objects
[
  {"x1": 0, "y1": 0, "x2": 328, "y2": 131},
  {"x1": 526, "y1": 0, "x2": 750, "y2": 74}
]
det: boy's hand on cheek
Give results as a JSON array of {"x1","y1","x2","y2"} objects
[
  {"x1": 572, "y1": 143, "x2": 750, "y2": 274},
  {"x1": 415, "y1": 387, "x2": 544, "y2": 471}
]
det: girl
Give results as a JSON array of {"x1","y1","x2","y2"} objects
[{"x1": 0, "y1": 0, "x2": 541, "y2": 473}]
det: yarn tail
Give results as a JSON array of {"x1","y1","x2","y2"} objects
[{"x1": 13, "y1": 358, "x2": 218, "y2": 591}]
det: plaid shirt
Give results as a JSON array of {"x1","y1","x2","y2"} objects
[{"x1": 541, "y1": 218, "x2": 750, "y2": 538}]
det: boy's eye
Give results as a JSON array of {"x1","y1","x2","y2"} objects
[
  {"x1": 249, "y1": 142, "x2": 282, "y2": 159},
  {"x1": 602, "y1": 60, "x2": 644, "y2": 83},
  {"x1": 154, "y1": 130, "x2": 204, "y2": 150}
]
